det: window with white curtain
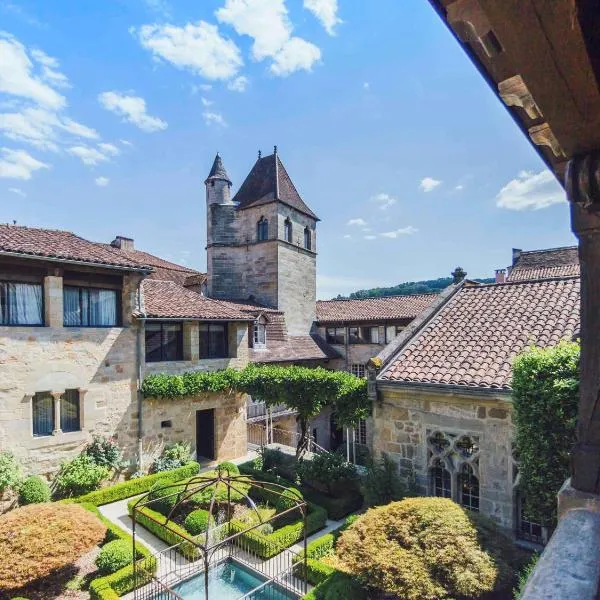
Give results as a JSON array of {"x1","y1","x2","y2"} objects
[
  {"x1": 0, "y1": 281, "x2": 43, "y2": 325},
  {"x1": 32, "y1": 392, "x2": 54, "y2": 436},
  {"x1": 60, "y1": 389, "x2": 81, "y2": 432},
  {"x1": 64, "y1": 286, "x2": 119, "y2": 327}
]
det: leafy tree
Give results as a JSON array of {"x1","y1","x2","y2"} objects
[
  {"x1": 512, "y1": 342, "x2": 579, "y2": 527},
  {"x1": 54, "y1": 454, "x2": 109, "y2": 497},
  {"x1": 0, "y1": 451, "x2": 22, "y2": 495}
]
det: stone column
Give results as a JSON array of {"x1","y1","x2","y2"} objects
[
  {"x1": 44, "y1": 275, "x2": 63, "y2": 328},
  {"x1": 51, "y1": 391, "x2": 62, "y2": 435},
  {"x1": 183, "y1": 322, "x2": 199, "y2": 361},
  {"x1": 566, "y1": 152, "x2": 600, "y2": 495}
]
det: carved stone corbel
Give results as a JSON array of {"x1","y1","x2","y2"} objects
[
  {"x1": 446, "y1": 0, "x2": 501, "y2": 58},
  {"x1": 529, "y1": 123, "x2": 566, "y2": 158},
  {"x1": 498, "y1": 75, "x2": 542, "y2": 120}
]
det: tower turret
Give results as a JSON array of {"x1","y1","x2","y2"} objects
[{"x1": 205, "y1": 153, "x2": 232, "y2": 205}]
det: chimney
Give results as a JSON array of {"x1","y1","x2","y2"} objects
[
  {"x1": 512, "y1": 248, "x2": 522, "y2": 265},
  {"x1": 451, "y1": 266, "x2": 466, "y2": 284},
  {"x1": 495, "y1": 269, "x2": 506, "y2": 284},
  {"x1": 111, "y1": 236, "x2": 134, "y2": 251}
]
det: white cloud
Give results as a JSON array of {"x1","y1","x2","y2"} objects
[
  {"x1": 0, "y1": 147, "x2": 48, "y2": 179},
  {"x1": 216, "y1": 0, "x2": 321, "y2": 76},
  {"x1": 67, "y1": 145, "x2": 109, "y2": 166},
  {"x1": 455, "y1": 184, "x2": 464, "y2": 191},
  {"x1": 227, "y1": 75, "x2": 248, "y2": 92},
  {"x1": 370, "y1": 192, "x2": 397, "y2": 210},
  {"x1": 143, "y1": 0, "x2": 172, "y2": 18},
  {"x1": 201, "y1": 96, "x2": 213, "y2": 106},
  {"x1": 420, "y1": 177, "x2": 442, "y2": 192},
  {"x1": 379, "y1": 226, "x2": 418, "y2": 238},
  {"x1": 343, "y1": 234, "x2": 351, "y2": 239},
  {"x1": 98, "y1": 91, "x2": 167, "y2": 133},
  {"x1": 347, "y1": 218, "x2": 366, "y2": 226},
  {"x1": 0, "y1": 34, "x2": 65, "y2": 109},
  {"x1": 95, "y1": 176, "x2": 109, "y2": 187},
  {"x1": 496, "y1": 169, "x2": 566, "y2": 211},
  {"x1": 134, "y1": 21, "x2": 243, "y2": 80},
  {"x1": 98, "y1": 142, "x2": 120, "y2": 156},
  {"x1": 191, "y1": 83, "x2": 213, "y2": 94},
  {"x1": 364, "y1": 235, "x2": 377, "y2": 240},
  {"x1": 60, "y1": 117, "x2": 98, "y2": 139},
  {"x1": 8, "y1": 186, "x2": 26, "y2": 197},
  {"x1": 203, "y1": 110, "x2": 227, "y2": 127},
  {"x1": 303, "y1": 0, "x2": 341, "y2": 35},
  {"x1": 120, "y1": 139, "x2": 133, "y2": 147}
]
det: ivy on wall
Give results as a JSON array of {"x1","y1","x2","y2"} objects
[
  {"x1": 512, "y1": 341, "x2": 580, "y2": 528},
  {"x1": 142, "y1": 365, "x2": 370, "y2": 456}
]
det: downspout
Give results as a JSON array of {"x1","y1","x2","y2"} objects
[{"x1": 135, "y1": 278, "x2": 146, "y2": 472}]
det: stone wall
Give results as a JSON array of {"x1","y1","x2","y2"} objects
[
  {"x1": 372, "y1": 384, "x2": 515, "y2": 529},
  {"x1": 142, "y1": 391, "x2": 247, "y2": 467}
]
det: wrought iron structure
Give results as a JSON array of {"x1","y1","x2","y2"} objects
[{"x1": 131, "y1": 469, "x2": 308, "y2": 600}]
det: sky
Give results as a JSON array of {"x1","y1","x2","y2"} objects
[{"x1": 0, "y1": 0, "x2": 575, "y2": 299}]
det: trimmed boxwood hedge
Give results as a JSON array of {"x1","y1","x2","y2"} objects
[
  {"x1": 184, "y1": 508, "x2": 213, "y2": 535},
  {"x1": 127, "y1": 499, "x2": 199, "y2": 559},
  {"x1": 229, "y1": 502, "x2": 327, "y2": 559},
  {"x1": 66, "y1": 462, "x2": 200, "y2": 506}
]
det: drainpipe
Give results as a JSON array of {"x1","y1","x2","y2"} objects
[{"x1": 135, "y1": 278, "x2": 146, "y2": 472}]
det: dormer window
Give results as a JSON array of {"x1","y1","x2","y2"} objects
[
  {"x1": 304, "y1": 226, "x2": 311, "y2": 250},
  {"x1": 257, "y1": 217, "x2": 268, "y2": 241},
  {"x1": 253, "y1": 316, "x2": 267, "y2": 347},
  {"x1": 284, "y1": 218, "x2": 292, "y2": 243}
]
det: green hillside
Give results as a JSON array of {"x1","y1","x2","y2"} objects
[{"x1": 339, "y1": 276, "x2": 495, "y2": 299}]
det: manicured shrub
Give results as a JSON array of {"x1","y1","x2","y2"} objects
[
  {"x1": 336, "y1": 497, "x2": 513, "y2": 600},
  {"x1": 95, "y1": 539, "x2": 134, "y2": 575},
  {"x1": 297, "y1": 452, "x2": 358, "y2": 495},
  {"x1": 0, "y1": 503, "x2": 106, "y2": 590},
  {"x1": 69, "y1": 462, "x2": 199, "y2": 506},
  {"x1": 184, "y1": 509, "x2": 213, "y2": 536},
  {"x1": 361, "y1": 453, "x2": 405, "y2": 507},
  {"x1": 0, "y1": 451, "x2": 22, "y2": 494},
  {"x1": 84, "y1": 436, "x2": 123, "y2": 470},
  {"x1": 276, "y1": 487, "x2": 303, "y2": 512},
  {"x1": 306, "y1": 571, "x2": 367, "y2": 600},
  {"x1": 150, "y1": 442, "x2": 193, "y2": 474},
  {"x1": 54, "y1": 454, "x2": 110, "y2": 498},
  {"x1": 146, "y1": 482, "x2": 186, "y2": 517},
  {"x1": 513, "y1": 341, "x2": 579, "y2": 527},
  {"x1": 18, "y1": 475, "x2": 51, "y2": 505},
  {"x1": 217, "y1": 461, "x2": 239, "y2": 476}
]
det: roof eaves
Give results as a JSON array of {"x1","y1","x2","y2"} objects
[{"x1": 376, "y1": 380, "x2": 513, "y2": 397}]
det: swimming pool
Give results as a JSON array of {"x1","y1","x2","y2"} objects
[{"x1": 171, "y1": 560, "x2": 298, "y2": 600}]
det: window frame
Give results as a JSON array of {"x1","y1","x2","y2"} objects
[
  {"x1": 430, "y1": 459, "x2": 452, "y2": 499},
  {"x1": 63, "y1": 285, "x2": 121, "y2": 328},
  {"x1": 253, "y1": 319, "x2": 267, "y2": 347},
  {"x1": 32, "y1": 391, "x2": 55, "y2": 437},
  {"x1": 145, "y1": 321, "x2": 184, "y2": 363},
  {"x1": 60, "y1": 389, "x2": 81, "y2": 433},
  {"x1": 257, "y1": 217, "x2": 269, "y2": 242},
  {"x1": 354, "y1": 418, "x2": 367, "y2": 445},
  {"x1": 303, "y1": 226, "x2": 311, "y2": 250},
  {"x1": 0, "y1": 280, "x2": 44, "y2": 327},
  {"x1": 199, "y1": 322, "x2": 229, "y2": 359},
  {"x1": 350, "y1": 363, "x2": 366, "y2": 378},
  {"x1": 284, "y1": 218, "x2": 293, "y2": 243},
  {"x1": 325, "y1": 327, "x2": 345, "y2": 345},
  {"x1": 458, "y1": 463, "x2": 480, "y2": 512}
]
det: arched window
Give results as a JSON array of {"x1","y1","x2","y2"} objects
[
  {"x1": 257, "y1": 217, "x2": 268, "y2": 241},
  {"x1": 303, "y1": 226, "x2": 311, "y2": 250},
  {"x1": 253, "y1": 316, "x2": 267, "y2": 347},
  {"x1": 459, "y1": 463, "x2": 479, "y2": 511},
  {"x1": 284, "y1": 218, "x2": 293, "y2": 243},
  {"x1": 430, "y1": 459, "x2": 452, "y2": 498}
]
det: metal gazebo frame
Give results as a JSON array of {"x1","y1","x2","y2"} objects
[{"x1": 131, "y1": 467, "x2": 309, "y2": 600}]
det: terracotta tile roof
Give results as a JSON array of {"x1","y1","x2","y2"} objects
[
  {"x1": 0, "y1": 225, "x2": 151, "y2": 270},
  {"x1": 250, "y1": 334, "x2": 340, "y2": 363},
  {"x1": 142, "y1": 280, "x2": 254, "y2": 320},
  {"x1": 316, "y1": 294, "x2": 437, "y2": 324},
  {"x1": 232, "y1": 153, "x2": 318, "y2": 220},
  {"x1": 507, "y1": 246, "x2": 579, "y2": 281},
  {"x1": 380, "y1": 278, "x2": 580, "y2": 390}
]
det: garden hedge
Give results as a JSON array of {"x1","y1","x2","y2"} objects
[
  {"x1": 229, "y1": 502, "x2": 327, "y2": 559},
  {"x1": 68, "y1": 462, "x2": 200, "y2": 506},
  {"x1": 95, "y1": 539, "x2": 134, "y2": 575},
  {"x1": 127, "y1": 499, "x2": 199, "y2": 559}
]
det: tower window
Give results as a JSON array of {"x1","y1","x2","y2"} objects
[
  {"x1": 284, "y1": 218, "x2": 292, "y2": 243},
  {"x1": 253, "y1": 318, "x2": 267, "y2": 347},
  {"x1": 257, "y1": 217, "x2": 269, "y2": 241},
  {"x1": 303, "y1": 226, "x2": 311, "y2": 250}
]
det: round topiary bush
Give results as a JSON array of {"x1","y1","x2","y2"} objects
[
  {"x1": 18, "y1": 476, "x2": 51, "y2": 505},
  {"x1": 217, "y1": 461, "x2": 240, "y2": 476},
  {"x1": 184, "y1": 509, "x2": 213, "y2": 536},
  {"x1": 0, "y1": 503, "x2": 106, "y2": 591},
  {"x1": 95, "y1": 539, "x2": 134, "y2": 575},
  {"x1": 336, "y1": 497, "x2": 513, "y2": 600}
]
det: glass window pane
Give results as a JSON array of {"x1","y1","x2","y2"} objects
[
  {"x1": 64, "y1": 286, "x2": 82, "y2": 326},
  {"x1": 348, "y1": 327, "x2": 360, "y2": 344},
  {"x1": 33, "y1": 393, "x2": 54, "y2": 436},
  {"x1": 145, "y1": 323, "x2": 163, "y2": 362},
  {"x1": 163, "y1": 324, "x2": 182, "y2": 360},
  {"x1": 209, "y1": 324, "x2": 227, "y2": 358},
  {"x1": 89, "y1": 288, "x2": 117, "y2": 326},
  {"x1": 199, "y1": 324, "x2": 209, "y2": 358},
  {"x1": 61, "y1": 389, "x2": 80, "y2": 432},
  {"x1": 1, "y1": 282, "x2": 43, "y2": 325}
]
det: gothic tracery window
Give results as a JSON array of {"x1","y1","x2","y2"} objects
[
  {"x1": 284, "y1": 218, "x2": 292, "y2": 243},
  {"x1": 458, "y1": 463, "x2": 480, "y2": 512},
  {"x1": 430, "y1": 458, "x2": 452, "y2": 498},
  {"x1": 257, "y1": 217, "x2": 268, "y2": 241}
]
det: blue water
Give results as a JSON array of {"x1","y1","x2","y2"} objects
[{"x1": 171, "y1": 560, "x2": 297, "y2": 600}]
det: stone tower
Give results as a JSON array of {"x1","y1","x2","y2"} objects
[{"x1": 205, "y1": 148, "x2": 318, "y2": 335}]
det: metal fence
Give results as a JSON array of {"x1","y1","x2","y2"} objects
[{"x1": 246, "y1": 402, "x2": 294, "y2": 421}]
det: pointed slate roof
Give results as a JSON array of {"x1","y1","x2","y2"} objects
[
  {"x1": 232, "y1": 151, "x2": 318, "y2": 220},
  {"x1": 205, "y1": 153, "x2": 231, "y2": 184}
]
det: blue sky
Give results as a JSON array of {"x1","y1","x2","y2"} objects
[{"x1": 0, "y1": 0, "x2": 574, "y2": 299}]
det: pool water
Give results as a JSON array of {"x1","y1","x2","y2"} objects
[{"x1": 171, "y1": 560, "x2": 297, "y2": 600}]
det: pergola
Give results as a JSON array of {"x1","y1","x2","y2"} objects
[{"x1": 426, "y1": 2, "x2": 600, "y2": 598}]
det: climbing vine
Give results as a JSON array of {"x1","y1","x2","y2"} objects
[{"x1": 142, "y1": 365, "x2": 370, "y2": 456}]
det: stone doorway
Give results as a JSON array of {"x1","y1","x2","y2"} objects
[{"x1": 196, "y1": 408, "x2": 215, "y2": 460}]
